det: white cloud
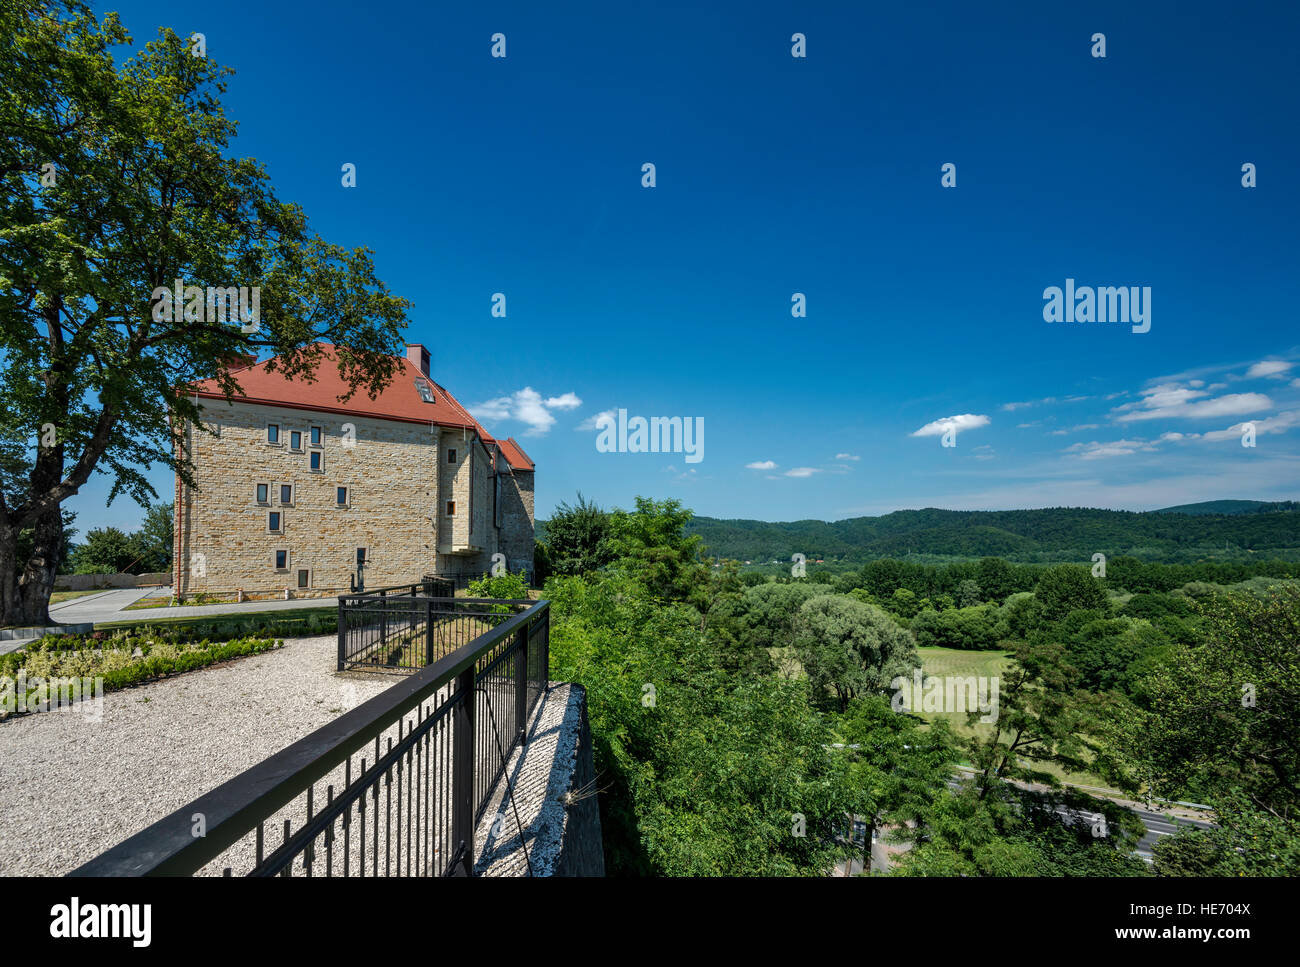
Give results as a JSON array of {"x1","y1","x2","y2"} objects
[
  {"x1": 835, "y1": 453, "x2": 861, "y2": 461},
  {"x1": 912, "y1": 413, "x2": 990, "y2": 437},
  {"x1": 1112, "y1": 382, "x2": 1272, "y2": 422},
  {"x1": 471, "y1": 386, "x2": 583, "y2": 435},
  {"x1": 1065, "y1": 438, "x2": 1158, "y2": 460},
  {"x1": 1291, "y1": 378, "x2": 1300, "y2": 389},
  {"x1": 784, "y1": 467, "x2": 820, "y2": 478},
  {"x1": 576, "y1": 409, "x2": 616, "y2": 431},
  {"x1": 1246, "y1": 359, "x2": 1294, "y2": 380},
  {"x1": 746, "y1": 460, "x2": 777, "y2": 470},
  {"x1": 1202, "y1": 410, "x2": 1300, "y2": 442},
  {"x1": 545, "y1": 392, "x2": 582, "y2": 410}
]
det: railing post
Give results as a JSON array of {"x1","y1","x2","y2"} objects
[
  {"x1": 425, "y1": 598, "x2": 435, "y2": 666},
  {"x1": 514, "y1": 619, "x2": 529, "y2": 745},
  {"x1": 379, "y1": 589, "x2": 387, "y2": 647},
  {"x1": 337, "y1": 597, "x2": 346, "y2": 671},
  {"x1": 451, "y1": 667, "x2": 476, "y2": 876}
]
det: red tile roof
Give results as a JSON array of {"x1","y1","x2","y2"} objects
[
  {"x1": 496, "y1": 438, "x2": 535, "y2": 472},
  {"x1": 190, "y1": 343, "x2": 535, "y2": 470}
]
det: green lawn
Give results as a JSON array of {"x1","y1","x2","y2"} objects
[
  {"x1": 916, "y1": 646, "x2": 1120, "y2": 793},
  {"x1": 48, "y1": 588, "x2": 110, "y2": 605},
  {"x1": 97, "y1": 606, "x2": 337, "y2": 636}
]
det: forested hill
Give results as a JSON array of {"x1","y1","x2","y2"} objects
[{"x1": 681, "y1": 502, "x2": 1300, "y2": 564}]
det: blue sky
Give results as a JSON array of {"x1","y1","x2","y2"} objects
[{"x1": 71, "y1": 0, "x2": 1300, "y2": 533}]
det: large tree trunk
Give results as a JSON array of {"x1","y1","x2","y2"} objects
[
  {"x1": 0, "y1": 507, "x2": 63, "y2": 627},
  {"x1": 0, "y1": 528, "x2": 21, "y2": 627},
  {"x1": 19, "y1": 504, "x2": 64, "y2": 625}
]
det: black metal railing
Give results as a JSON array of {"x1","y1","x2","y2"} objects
[
  {"x1": 69, "y1": 597, "x2": 550, "y2": 877},
  {"x1": 337, "y1": 585, "x2": 521, "y2": 672}
]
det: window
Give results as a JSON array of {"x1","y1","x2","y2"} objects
[
  {"x1": 279, "y1": 483, "x2": 294, "y2": 505},
  {"x1": 255, "y1": 483, "x2": 269, "y2": 504},
  {"x1": 289, "y1": 430, "x2": 303, "y2": 451},
  {"x1": 274, "y1": 549, "x2": 289, "y2": 570},
  {"x1": 336, "y1": 486, "x2": 349, "y2": 506},
  {"x1": 415, "y1": 379, "x2": 435, "y2": 403},
  {"x1": 267, "y1": 424, "x2": 280, "y2": 445},
  {"x1": 309, "y1": 450, "x2": 323, "y2": 472},
  {"x1": 447, "y1": 448, "x2": 457, "y2": 464},
  {"x1": 296, "y1": 568, "x2": 311, "y2": 590},
  {"x1": 445, "y1": 500, "x2": 456, "y2": 516},
  {"x1": 356, "y1": 548, "x2": 368, "y2": 568},
  {"x1": 309, "y1": 426, "x2": 322, "y2": 447},
  {"x1": 268, "y1": 511, "x2": 282, "y2": 533}
]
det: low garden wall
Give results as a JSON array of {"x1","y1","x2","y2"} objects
[{"x1": 54, "y1": 572, "x2": 170, "y2": 591}]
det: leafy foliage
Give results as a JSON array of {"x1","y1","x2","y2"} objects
[{"x1": 0, "y1": 1, "x2": 410, "y2": 623}]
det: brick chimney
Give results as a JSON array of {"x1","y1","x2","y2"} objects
[{"x1": 406, "y1": 343, "x2": 430, "y2": 376}]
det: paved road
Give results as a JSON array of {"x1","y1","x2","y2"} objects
[{"x1": 950, "y1": 768, "x2": 1214, "y2": 863}]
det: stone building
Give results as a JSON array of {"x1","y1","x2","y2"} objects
[{"x1": 172, "y1": 343, "x2": 535, "y2": 600}]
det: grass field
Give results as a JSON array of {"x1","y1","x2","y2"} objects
[
  {"x1": 97, "y1": 606, "x2": 337, "y2": 634},
  {"x1": 915, "y1": 646, "x2": 1120, "y2": 793},
  {"x1": 48, "y1": 589, "x2": 109, "y2": 605}
]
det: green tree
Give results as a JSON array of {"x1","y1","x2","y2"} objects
[
  {"x1": 606, "y1": 497, "x2": 707, "y2": 607},
  {"x1": 1114, "y1": 587, "x2": 1300, "y2": 821},
  {"x1": 545, "y1": 570, "x2": 850, "y2": 875},
  {"x1": 1152, "y1": 794, "x2": 1300, "y2": 876},
  {"x1": 955, "y1": 579, "x2": 983, "y2": 608},
  {"x1": 740, "y1": 581, "x2": 823, "y2": 650},
  {"x1": 1034, "y1": 564, "x2": 1107, "y2": 621},
  {"x1": 792, "y1": 594, "x2": 917, "y2": 711},
  {"x1": 70, "y1": 526, "x2": 135, "y2": 573},
  {"x1": 128, "y1": 501, "x2": 173, "y2": 573},
  {"x1": 0, "y1": 1, "x2": 410, "y2": 625},
  {"x1": 540, "y1": 492, "x2": 613, "y2": 577},
  {"x1": 836, "y1": 696, "x2": 954, "y2": 873}
]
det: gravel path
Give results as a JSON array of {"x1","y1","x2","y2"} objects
[{"x1": 0, "y1": 634, "x2": 402, "y2": 877}]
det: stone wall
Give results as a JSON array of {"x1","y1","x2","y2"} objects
[
  {"x1": 54, "y1": 572, "x2": 170, "y2": 590},
  {"x1": 498, "y1": 470, "x2": 535, "y2": 578},
  {"x1": 474, "y1": 683, "x2": 605, "y2": 877},
  {"x1": 176, "y1": 400, "x2": 440, "y2": 596},
  {"x1": 175, "y1": 401, "x2": 536, "y2": 597}
]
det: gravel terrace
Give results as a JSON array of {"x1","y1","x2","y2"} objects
[{"x1": 0, "y1": 634, "x2": 407, "y2": 877}]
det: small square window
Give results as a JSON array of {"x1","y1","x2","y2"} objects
[
  {"x1": 336, "y1": 486, "x2": 349, "y2": 506},
  {"x1": 309, "y1": 451, "x2": 323, "y2": 472},
  {"x1": 274, "y1": 549, "x2": 289, "y2": 570},
  {"x1": 279, "y1": 483, "x2": 293, "y2": 505},
  {"x1": 309, "y1": 426, "x2": 322, "y2": 447},
  {"x1": 297, "y1": 568, "x2": 311, "y2": 590},
  {"x1": 447, "y1": 448, "x2": 457, "y2": 464},
  {"x1": 445, "y1": 500, "x2": 456, "y2": 516},
  {"x1": 256, "y1": 483, "x2": 269, "y2": 504},
  {"x1": 289, "y1": 430, "x2": 303, "y2": 451},
  {"x1": 267, "y1": 424, "x2": 280, "y2": 445},
  {"x1": 268, "y1": 511, "x2": 282, "y2": 533},
  {"x1": 415, "y1": 379, "x2": 435, "y2": 403}
]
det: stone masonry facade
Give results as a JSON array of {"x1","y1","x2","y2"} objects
[{"x1": 173, "y1": 347, "x2": 535, "y2": 600}]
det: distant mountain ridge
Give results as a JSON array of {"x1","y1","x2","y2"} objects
[
  {"x1": 1155, "y1": 499, "x2": 1299, "y2": 516},
  {"x1": 676, "y1": 500, "x2": 1300, "y2": 564}
]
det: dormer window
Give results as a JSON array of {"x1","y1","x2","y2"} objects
[{"x1": 415, "y1": 379, "x2": 435, "y2": 403}]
